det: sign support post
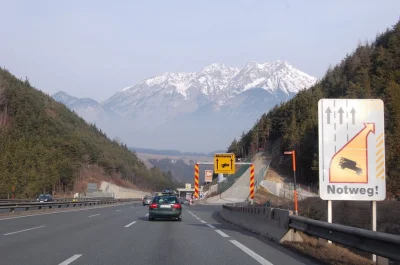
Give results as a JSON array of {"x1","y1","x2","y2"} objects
[
  {"x1": 372, "y1": 201, "x2": 377, "y2": 262},
  {"x1": 327, "y1": 200, "x2": 332, "y2": 244}
]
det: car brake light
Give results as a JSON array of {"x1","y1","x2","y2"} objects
[
  {"x1": 149, "y1": 203, "x2": 158, "y2": 209},
  {"x1": 173, "y1": 203, "x2": 181, "y2": 209}
]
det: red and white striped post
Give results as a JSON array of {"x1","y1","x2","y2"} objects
[
  {"x1": 249, "y1": 164, "x2": 255, "y2": 202},
  {"x1": 194, "y1": 163, "x2": 199, "y2": 199}
]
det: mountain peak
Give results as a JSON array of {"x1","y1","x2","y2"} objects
[{"x1": 52, "y1": 91, "x2": 77, "y2": 104}]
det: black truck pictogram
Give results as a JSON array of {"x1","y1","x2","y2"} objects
[
  {"x1": 339, "y1": 157, "x2": 363, "y2": 175},
  {"x1": 221, "y1": 163, "x2": 230, "y2": 168}
]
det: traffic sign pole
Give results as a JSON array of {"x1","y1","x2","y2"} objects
[{"x1": 292, "y1": 151, "x2": 298, "y2": 215}]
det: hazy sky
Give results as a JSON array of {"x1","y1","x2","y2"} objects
[{"x1": 1, "y1": 0, "x2": 399, "y2": 101}]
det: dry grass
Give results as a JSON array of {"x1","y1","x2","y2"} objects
[
  {"x1": 264, "y1": 168, "x2": 285, "y2": 183},
  {"x1": 254, "y1": 185, "x2": 292, "y2": 208},
  {"x1": 71, "y1": 164, "x2": 146, "y2": 195},
  {"x1": 283, "y1": 232, "x2": 374, "y2": 265}
]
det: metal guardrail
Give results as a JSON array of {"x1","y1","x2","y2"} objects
[
  {"x1": 289, "y1": 215, "x2": 400, "y2": 262},
  {"x1": 0, "y1": 197, "x2": 114, "y2": 203},
  {"x1": 222, "y1": 204, "x2": 400, "y2": 262},
  {"x1": 0, "y1": 198, "x2": 141, "y2": 213}
]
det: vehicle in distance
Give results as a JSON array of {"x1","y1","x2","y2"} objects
[
  {"x1": 162, "y1": 188, "x2": 177, "y2": 195},
  {"x1": 148, "y1": 194, "x2": 182, "y2": 221},
  {"x1": 142, "y1": 195, "x2": 153, "y2": 206},
  {"x1": 37, "y1": 194, "x2": 53, "y2": 202}
]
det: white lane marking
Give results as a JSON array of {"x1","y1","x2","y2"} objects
[
  {"x1": 4, "y1": 225, "x2": 45, "y2": 236},
  {"x1": 230, "y1": 240, "x2": 273, "y2": 265},
  {"x1": 58, "y1": 254, "x2": 83, "y2": 265},
  {"x1": 0, "y1": 202, "x2": 136, "y2": 221},
  {"x1": 88, "y1": 214, "x2": 100, "y2": 218},
  {"x1": 124, "y1": 221, "x2": 137, "y2": 228},
  {"x1": 145, "y1": 213, "x2": 149, "y2": 217},
  {"x1": 215, "y1": 229, "x2": 229, "y2": 238},
  {"x1": 206, "y1": 224, "x2": 216, "y2": 229},
  {"x1": 199, "y1": 220, "x2": 207, "y2": 223},
  {"x1": 116, "y1": 209, "x2": 122, "y2": 211}
]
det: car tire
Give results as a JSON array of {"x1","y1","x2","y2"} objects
[
  {"x1": 148, "y1": 216, "x2": 153, "y2": 221},
  {"x1": 177, "y1": 216, "x2": 182, "y2": 222}
]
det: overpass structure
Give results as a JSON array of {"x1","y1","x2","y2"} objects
[{"x1": 176, "y1": 187, "x2": 195, "y2": 197}]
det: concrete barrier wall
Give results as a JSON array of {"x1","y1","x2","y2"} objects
[
  {"x1": 260, "y1": 180, "x2": 282, "y2": 196},
  {"x1": 220, "y1": 204, "x2": 294, "y2": 242}
]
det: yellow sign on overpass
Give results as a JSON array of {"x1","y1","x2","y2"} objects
[{"x1": 214, "y1": 153, "x2": 235, "y2": 174}]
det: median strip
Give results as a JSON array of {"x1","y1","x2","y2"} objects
[
  {"x1": 58, "y1": 254, "x2": 82, "y2": 265},
  {"x1": 4, "y1": 225, "x2": 45, "y2": 236},
  {"x1": 230, "y1": 240, "x2": 273, "y2": 265}
]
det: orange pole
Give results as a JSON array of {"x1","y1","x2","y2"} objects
[
  {"x1": 292, "y1": 150, "x2": 298, "y2": 214},
  {"x1": 249, "y1": 164, "x2": 255, "y2": 199},
  {"x1": 194, "y1": 164, "x2": 199, "y2": 199}
]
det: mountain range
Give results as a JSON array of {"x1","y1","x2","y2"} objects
[{"x1": 53, "y1": 60, "x2": 317, "y2": 152}]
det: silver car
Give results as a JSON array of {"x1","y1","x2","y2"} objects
[{"x1": 142, "y1": 195, "x2": 153, "y2": 206}]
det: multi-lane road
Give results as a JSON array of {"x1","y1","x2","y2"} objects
[{"x1": 0, "y1": 202, "x2": 320, "y2": 265}]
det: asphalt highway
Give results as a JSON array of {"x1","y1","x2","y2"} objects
[{"x1": 0, "y1": 202, "x2": 321, "y2": 265}]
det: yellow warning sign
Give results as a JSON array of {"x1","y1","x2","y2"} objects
[{"x1": 213, "y1": 153, "x2": 235, "y2": 174}]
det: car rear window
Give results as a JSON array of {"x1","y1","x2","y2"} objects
[{"x1": 154, "y1": 196, "x2": 178, "y2": 204}]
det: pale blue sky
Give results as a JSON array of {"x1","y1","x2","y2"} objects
[{"x1": 1, "y1": 0, "x2": 399, "y2": 101}]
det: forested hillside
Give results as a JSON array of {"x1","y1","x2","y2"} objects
[
  {"x1": 0, "y1": 68, "x2": 179, "y2": 198},
  {"x1": 228, "y1": 21, "x2": 400, "y2": 196}
]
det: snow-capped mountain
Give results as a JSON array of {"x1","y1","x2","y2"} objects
[{"x1": 53, "y1": 60, "x2": 317, "y2": 152}]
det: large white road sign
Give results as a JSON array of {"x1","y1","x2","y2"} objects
[{"x1": 318, "y1": 99, "x2": 386, "y2": 201}]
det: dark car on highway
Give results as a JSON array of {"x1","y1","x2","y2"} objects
[
  {"x1": 148, "y1": 194, "x2": 182, "y2": 221},
  {"x1": 37, "y1": 194, "x2": 53, "y2": 202},
  {"x1": 142, "y1": 195, "x2": 153, "y2": 206}
]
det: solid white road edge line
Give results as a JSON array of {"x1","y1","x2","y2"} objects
[
  {"x1": 124, "y1": 221, "x2": 137, "y2": 228},
  {"x1": 230, "y1": 240, "x2": 274, "y2": 265},
  {"x1": 58, "y1": 254, "x2": 83, "y2": 265},
  {"x1": 206, "y1": 224, "x2": 216, "y2": 229},
  {"x1": 88, "y1": 214, "x2": 100, "y2": 218},
  {"x1": 200, "y1": 220, "x2": 207, "y2": 223},
  {"x1": 4, "y1": 225, "x2": 45, "y2": 236},
  {"x1": 0, "y1": 202, "x2": 136, "y2": 221},
  {"x1": 215, "y1": 229, "x2": 229, "y2": 237}
]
